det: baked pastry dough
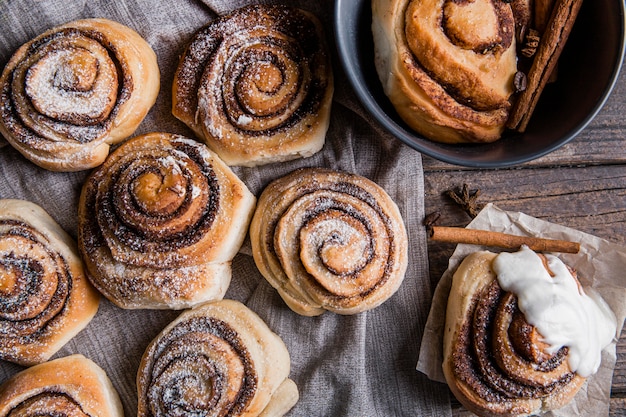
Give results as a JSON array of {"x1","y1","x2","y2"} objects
[
  {"x1": 250, "y1": 168, "x2": 408, "y2": 316},
  {"x1": 0, "y1": 199, "x2": 99, "y2": 366},
  {"x1": 173, "y1": 4, "x2": 333, "y2": 166},
  {"x1": 77, "y1": 132, "x2": 256, "y2": 309},
  {"x1": 137, "y1": 299, "x2": 298, "y2": 417},
  {"x1": 372, "y1": 0, "x2": 524, "y2": 143},
  {"x1": 442, "y1": 250, "x2": 610, "y2": 417},
  {"x1": 0, "y1": 354, "x2": 123, "y2": 417},
  {"x1": 0, "y1": 18, "x2": 160, "y2": 171}
]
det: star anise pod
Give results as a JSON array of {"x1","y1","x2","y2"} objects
[{"x1": 445, "y1": 184, "x2": 483, "y2": 218}]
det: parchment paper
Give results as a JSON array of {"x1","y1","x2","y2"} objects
[
  {"x1": 0, "y1": 0, "x2": 451, "y2": 415},
  {"x1": 417, "y1": 203, "x2": 626, "y2": 417}
]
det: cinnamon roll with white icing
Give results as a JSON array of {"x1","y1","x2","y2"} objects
[
  {"x1": 173, "y1": 5, "x2": 333, "y2": 167},
  {"x1": 77, "y1": 132, "x2": 256, "y2": 310},
  {"x1": 137, "y1": 299, "x2": 298, "y2": 417},
  {"x1": 0, "y1": 18, "x2": 159, "y2": 171},
  {"x1": 0, "y1": 199, "x2": 99, "y2": 366},
  {"x1": 0, "y1": 354, "x2": 123, "y2": 417},
  {"x1": 443, "y1": 247, "x2": 617, "y2": 416},
  {"x1": 250, "y1": 168, "x2": 408, "y2": 316}
]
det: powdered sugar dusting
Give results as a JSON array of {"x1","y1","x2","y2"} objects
[
  {"x1": 158, "y1": 155, "x2": 183, "y2": 174},
  {"x1": 237, "y1": 114, "x2": 253, "y2": 125},
  {"x1": 24, "y1": 45, "x2": 118, "y2": 123}
]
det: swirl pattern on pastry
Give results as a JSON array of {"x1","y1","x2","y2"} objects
[
  {"x1": 0, "y1": 18, "x2": 160, "y2": 171},
  {"x1": 0, "y1": 199, "x2": 99, "y2": 366},
  {"x1": 77, "y1": 132, "x2": 256, "y2": 310},
  {"x1": 443, "y1": 251, "x2": 587, "y2": 417},
  {"x1": 0, "y1": 354, "x2": 123, "y2": 417},
  {"x1": 173, "y1": 5, "x2": 333, "y2": 167},
  {"x1": 137, "y1": 299, "x2": 299, "y2": 417},
  {"x1": 372, "y1": 0, "x2": 526, "y2": 143},
  {"x1": 250, "y1": 168, "x2": 408, "y2": 316}
]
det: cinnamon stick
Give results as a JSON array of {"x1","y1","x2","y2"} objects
[
  {"x1": 429, "y1": 226, "x2": 580, "y2": 254},
  {"x1": 534, "y1": 0, "x2": 559, "y2": 82},
  {"x1": 507, "y1": 0, "x2": 584, "y2": 132}
]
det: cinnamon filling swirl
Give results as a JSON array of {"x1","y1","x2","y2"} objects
[
  {"x1": 452, "y1": 280, "x2": 576, "y2": 403},
  {"x1": 99, "y1": 146, "x2": 219, "y2": 266},
  {"x1": 275, "y1": 188, "x2": 393, "y2": 301},
  {"x1": 217, "y1": 33, "x2": 310, "y2": 135},
  {"x1": 0, "y1": 200, "x2": 99, "y2": 366},
  {"x1": 143, "y1": 317, "x2": 256, "y2": 416},
  {"x1": 78, "y1": 132, "x2": 256, "y2": 309},
  {"x1": 0, "y1": 221, "x2": 72, "y2": 363},
  {"x1": 0, "y1": 221, "x2": 69, "y2": 353},
  {"x1": 83, "y1": 135, "x2": 221, "y2": 268},
  {"x1": 137, "y1": 300, "x2": 298, "y2": 417},
  {"x1": 443, "y1": 249, "x2": 613, "y2": 416},
  {"x1": 2, "y1": 28, "x2": 128, "y2": 144},
  {"x1": 442, "y1": 0, "x2": 514, "y2": 54},
  {"x1": 404, "y1": 0, "x2": 516, "y2": 111},
  {"x1": 250, "y1": 168, "x2": 408, "y2": 316},
  {"x1": 0, "y1": 19, "x2": 159, "y2": 171},
  {"x1": 0, "y1": 354, "x2": 123, "y2": 417},
  {"x1": 6, "y1": 392, "x2": 90, "y2": 417},
  {"x1": 173, "y1": 5, "x2": 333, "y2": 166}
]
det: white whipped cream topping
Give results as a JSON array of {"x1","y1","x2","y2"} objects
[{"x1": 492, "y1": 245, "x2": 617, "y2": 377}]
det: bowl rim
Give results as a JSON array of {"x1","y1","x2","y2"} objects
[{"x1": 334, "y1": 0, "x2": 626, "y2": 168}]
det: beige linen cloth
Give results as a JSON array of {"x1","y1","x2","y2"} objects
[{"x1": 0, "y1": 0, "x2": 450, "y2": 415}]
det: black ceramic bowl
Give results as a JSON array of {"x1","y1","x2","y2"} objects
[{"x1": 334, "y1": 0, "x2": 626, "y2": 168}]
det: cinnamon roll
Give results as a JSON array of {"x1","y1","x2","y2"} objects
[
  {"x1": 0, "y1": 354, "x2": 123, "y2": 417},
  {"x1": 371, "y1": 0, "x2": 528, "y2": 143},
  {"x1": 250, "y1": 168, "x2": 408, "y2": 316},
  {"x1": 137, "y1": 299, "x2": 299, "y2": 417},
  {"x1": 77, "y1": 132, "x2": 256, "y2": 310},
  {"x1": 172, "y1": 5, "x2": 333, "y2": 167},
  {"x1": 0, "y1": 18, "x2": 160, "y2": 171},
  {"x1": 443, "y1": 248, "x2": 617, "y2": 416},
  {"x1": 0, "y1": 199, "x2": 99, "y2": 366}
]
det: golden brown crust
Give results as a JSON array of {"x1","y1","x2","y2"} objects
[
  {"x1": 77, "y1": 132, "x2": 256, "y2": 310},
  {"x1": 172, "y1": 5, "x2": 333, "y2": 167},
  {"x1": 137, "y1": 299, "x2": 298, "y2": 417},
  {"x1": 250, "y1": 168, "x2": 408, "y2": 316},
  {"x1": 443, "y1": 251, "x2": 586, "y2": 417},
  {"x1": 0, "y1": 18, "x2": 160, "y2": 171},
  {"x1": 0, "y1": 199, "x2": 99, "y2": 366},
  {"x1": 372, "y1": 0, "x2": 520, "y2": 143},
  {"x1": 0, "y1": 354, "x2": 123, "y2": 417}
]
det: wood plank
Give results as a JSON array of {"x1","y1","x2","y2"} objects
[
  {"x1": 609, "y1": 398, "x2": 626, "y2": 417},
  {"x1": 422, "y1": 129, "x2": 626, "y2": 170},
  {"x1": 615, "y1": 334, "x2": 626, "y2": 395}
]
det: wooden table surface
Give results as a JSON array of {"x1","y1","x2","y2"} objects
[{"x1": 422, "y1": 55, "x2": 626, "y2": 416}]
